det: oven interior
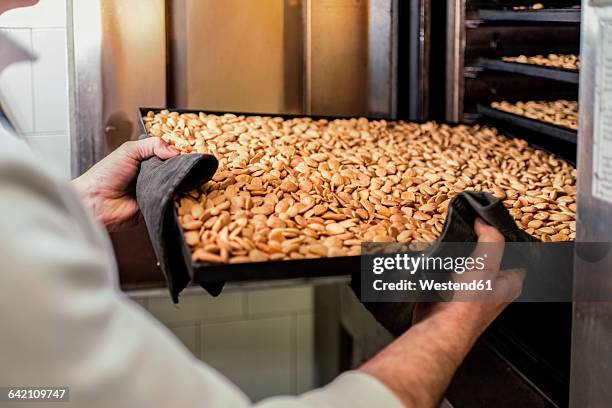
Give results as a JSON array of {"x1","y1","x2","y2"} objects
[{"x1": 436, "y1": 1, "x2": 579, "y2": 406}]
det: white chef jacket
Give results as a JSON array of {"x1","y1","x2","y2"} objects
[{"x1": 0, "y1": 31, "x2": 403, "y2": 407}]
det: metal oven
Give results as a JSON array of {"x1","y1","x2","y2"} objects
[{"x1": 441, "y1": 1, "x2": 581, "y2": 406}]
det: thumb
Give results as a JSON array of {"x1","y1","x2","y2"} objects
[
  {"x1": 469, "y1": 218, "x2": 505, "y2": 275},
  {"x1": 474, "y1": 218, "x2": 504, "y2": 243},
  {"x1": 123, "y1": 137, "x2": 180, "y2": 162}
]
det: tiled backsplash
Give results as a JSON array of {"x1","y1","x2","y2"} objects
[
  {"x1": 0, "y1": 28, "x2": 33, "y2": 134},
  {"x1": 31, "y1": 28, "x2": 69, "y2": 133},
  {"x1": 131, "y1": 285, "x2": 316, "y2": 402},
  {"x1": 0, "y1": 0, "x2": 71, "y2": 180}
]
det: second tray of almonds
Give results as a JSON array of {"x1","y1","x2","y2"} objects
[
  {"x1": 502, "y1": 54, "x2": 580, "y2": 71},
  {"x1": 143, "y1": 110, "x2": 576, "y2": 264},
  {"x1": 491, "y1": 100, "x2": 578, "y2": 130}
]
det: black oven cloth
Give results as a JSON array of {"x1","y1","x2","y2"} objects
[{"x1": 136, "y1": 152, "x2": 220, "y2": 302}]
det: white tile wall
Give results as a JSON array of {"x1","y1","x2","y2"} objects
[
  {"x1": 0, "y1": 28, "x2": 34, "y2": 134},
  {"x1": 246, "y1": 286, "x2": 313, "y2": 316},
  {"x1": 133, "y1": 285, "x2": 317, "y2": 402},
  {"x1": 202, "y1": 316, "x2": 294, "y2": 401},
  {"x1": 147, "y1": 291, "x2": 245, "y2": 324},
  {"x1": 26, "y1": 133, "x2": 70, "y2": 179},
  {"x1": 0, "y1": 1, "x2": 71, "y2": 180},
  {"x1": 171, "y1": 324, "x2": 198, "y2": 355},
  {"x1": 296, "y1": 313, "x2": 315, "y2": 393},
  {"x1": 31, "y1": 28, "x2": 68, "y2": 133}
]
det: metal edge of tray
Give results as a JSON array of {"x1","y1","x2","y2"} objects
[
  {"x1": 478, "y1": 8, "x2": 581, "y2": 23},
  {"x1": 490, "y1": 125, "x2": 577, "y2": 167},
  {"x1": 477, "y1": 105, "x2": 577, "y2": 144},
  {"x1": 478, "y1": 58, "x2": 579, "y2": 84},
  {"x1": 138, "y1": 107, "x2": 406, "y2": 135}
]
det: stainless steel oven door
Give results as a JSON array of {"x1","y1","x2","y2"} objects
[{"x1": 571, "y1": 1, "x2": 612, "y2": 406}]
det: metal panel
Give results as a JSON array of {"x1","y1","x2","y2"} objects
[
  {"x1": 368, "y1": 0, "x2": 398, "y2": 118},
  {"x1": 100, "y1": 0, "x2": 166, "y2": 153},
  {"x1": 303, "y1": 0, "x2": 312, "y2": 114},
  {"x1": 170, "y1": 0, "x2": 386, "y2": 117},
  {"x1": 446, "y1": 0, "x2": 465, "y2": 122},
  {"x1": 67, "y1": 0, "x2": 104, "y2": 176},
  {"x1": 307, "y1": 0, "x2": 369, "y2": 116},
  {"x1": 67, "y1": 0, "x2": 166, "y2": 175},
  {"x1": 407, "y1": 0, "x2": 430, "y2": 121},
  {"x1": 570, "y1": 2, "x2": 612, "y2": 407},
  {"x1": 171, "y1": 0, "x2": 301, "y2": 114}
]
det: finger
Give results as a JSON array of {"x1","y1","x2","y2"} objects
[{"x1": 123, "y1": 138, "x2": 180, "y2": 162}]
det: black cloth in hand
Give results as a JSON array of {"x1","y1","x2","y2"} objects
[{"x1": 135, "y1": 152, "x2": 219, "y2": 302}]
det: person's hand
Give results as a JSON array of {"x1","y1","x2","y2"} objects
[
  {"x1": 71, "y1": 138, "x2": 179, "y2": 232},
  {"x1": 412, "y1": 218, "x2": 525, "y2": 335},
  {"x1": 359, "y1": 222, "x2": 525, "y2": 408}
]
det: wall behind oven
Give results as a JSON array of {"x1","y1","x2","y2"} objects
[{"x1": 0, "y1": 0, "x2": 71, "y2": 180}]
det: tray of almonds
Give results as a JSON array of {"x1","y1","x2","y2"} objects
[
  {"x1": 479, "y1": 56, "x2": 579, "y2": 85},
  {"x1": 140, "y1": 108, "x2": 576, "y2": 282},
  {"x1": 501, "y1": 54, "x2": 580, "y2": 72},
  {"x1": 479, "y1": 101, "x2": 578, "y2": 145}
]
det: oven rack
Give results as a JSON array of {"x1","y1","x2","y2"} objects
[
  {"x1": 478, "y1": 57, "x2": 579, "y2": 84},
  {"x1": 477, "y1": 104, "x2": 577, "y2": 144},
  {"x1": 478, "y1": 8, "x2": 581, "y2": 23}
]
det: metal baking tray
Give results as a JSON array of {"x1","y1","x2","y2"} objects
[
  {"x1": 138, "y1": 107, "x2": 573, "y2": 284},
  {"x1": 478, "y1": 8, "x2": 581, "y2": 23},
  {"x1": 477, "y1": 104, "x2": 577, "y2": 144},
  {"x1": 479, "y1": 57, "x2": 579, "y2": 84}
]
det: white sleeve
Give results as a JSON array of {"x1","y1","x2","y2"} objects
[{"x1": 0, "y1": 151, "x2": 402, "y2": 408}]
